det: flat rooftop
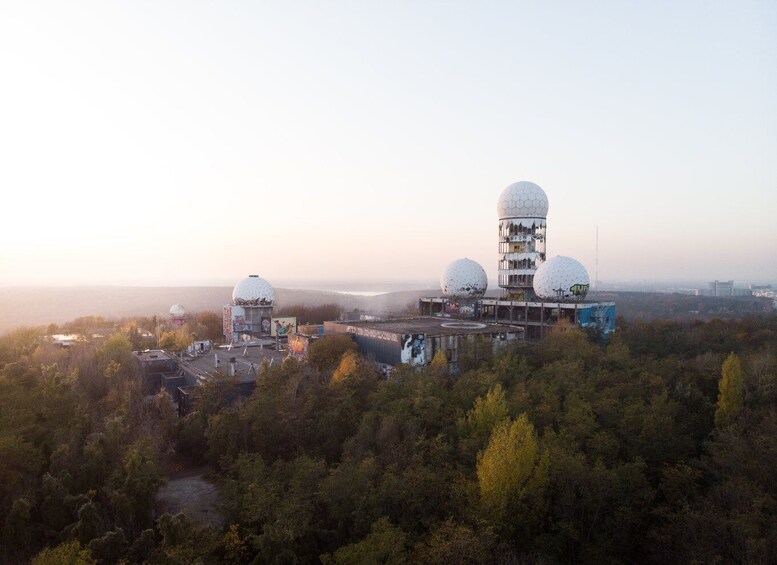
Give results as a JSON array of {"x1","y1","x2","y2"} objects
[
  {"x1": 328, "y1": 317, "x2": 523, "y2": 336},
  {"x1": 421, "y1": 297, "x2": 615, "y2": 308},
  {"x1": 179, "y1": 344, "x2": 288, "y2": 383},
  {"x1": 134, "y1": 349, "x2": 177, "y2": 363}
]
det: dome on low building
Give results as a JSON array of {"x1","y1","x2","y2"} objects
[
  {"x1": 169, "y1": 304, "x2": 186, "y2": 317},
  {"x1": 440, "y1": 258, "x2": 488, "y2": 298},
  {"x1": 533, "y1": 256, "x2": 590, "y2": 302},
  {"x1": 232, "y1": 275, "x2": 274, "y2": 306}
]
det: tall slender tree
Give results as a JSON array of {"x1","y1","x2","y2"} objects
[
  {"x1": 715, "y1": 352, "x2": 744, "y2": 428},
  {"x1": 477, "y1": 414, "x2": 549, "y2": 530}
]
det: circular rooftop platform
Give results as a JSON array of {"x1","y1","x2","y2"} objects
[{"x1": 440, "y1": 321, "x2": 487, "y2": 330}]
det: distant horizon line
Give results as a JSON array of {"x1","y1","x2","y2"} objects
[{"x1": 0, "y1": 278, "x2": 773, "y2": 290}]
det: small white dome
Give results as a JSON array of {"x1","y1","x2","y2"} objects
[
  {"x1": 497, "y1": 181, "x2": 549, "y2": 219},
  {"x1": 533, "y1": 256, "x2": 590, "y2": 302},
  {"x1": 232, "y1": 275, "x2": 274, "y2": 306},
  {"x1": 440, "y1": 258, "x2": 488, "y2": 298},
  {"x1": 169, "y1": 304, "x2": 186, "y2": 317}
]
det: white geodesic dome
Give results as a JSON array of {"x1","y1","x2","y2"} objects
[
  {"x1": 440, "y1": 258, "x2": 488, "y2": 298},
  {"x1": 497, "y1": 181, "x2": 549, "y2": 219},
  {"x1": 232, "y1": 275, "x2": 275, "y2": 306},
  {"x1": 169, "y1": 304, "x2": 186, "y2": 317},
  {"x1": 533, "y1": 256, "x2": 590, "y2": 302}
]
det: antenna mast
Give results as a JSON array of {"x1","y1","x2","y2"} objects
[{"x1": 595, "y1": 224, "x2": 599, "y2": 290}]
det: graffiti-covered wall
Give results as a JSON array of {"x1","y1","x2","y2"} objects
[
  {"x1": 400, "y1": 334, "x2": 426, "y2": 366},
  {"x1": 287, "y1": 333, "x2": 313, "y2": 361},
  {"x1": 223, "y1": 304, "x2": 274, "y2": 343},
  {"x1": 271, "y1": 317, "x2": 297, "y2": 337}
]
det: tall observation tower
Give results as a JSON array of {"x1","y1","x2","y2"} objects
[{"x1": 497, "y1": 181, "x2": 549, "y2": 300}]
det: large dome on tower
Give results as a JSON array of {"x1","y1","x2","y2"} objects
[
  {"x1": 169, "y1": 304, "x2": 186, "y2": 317},
  {"x1": 533, "y1": 256, "x2": 590, "y2": 302},
  {"x1": 232, "y1": 275, "x2": 274, "y2": 306},
  {"x1": 440, "y1": 258, "x2": 488, "y2": 298},
  {"x1": 497, "y1": 181, "x2": 549, "y2": 219}
]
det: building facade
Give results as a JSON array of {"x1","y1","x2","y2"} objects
[{"x1": 324, "y1": 318, "x2": 523, "y2": 374}]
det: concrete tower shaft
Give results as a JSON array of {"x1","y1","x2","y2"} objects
[{"x1": 497, "y1": 181, "x2": 548, "y2": 300}]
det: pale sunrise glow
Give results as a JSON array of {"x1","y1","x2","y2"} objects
[{"x1": 1, "y1": 2, "x2": 775, "y2": 286}]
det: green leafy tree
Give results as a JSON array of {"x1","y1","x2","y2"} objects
[
  {"x1": 3, "y1": 497, "x2": 34, "y2": 556},
  {"x1": 191, "y1": 373, "x2": 238, "y2": 419},
  {"x1": 715, "y1": 353, "x2": 744, "y2": 428},
  {"x1": 158, "y1": 329, "x2": 191, "y2": 353},
  {"x1": 0, "y1": 435, "x2": 43, "y2": 518},
  {"x1": 222, "y1": 524, "x2": 250, "y2": 564},
  {"x1": 156, "y1": 512, "x2": 219, "y2": 564},
  {"x1": 247, "y1": 455, "x2": 328, "y2": 561},
  {"x1": 128, "y1": 528, "x2": 157, "y2": 563},
  {"x1": 96, "y1": 334, "x2": 133, "y2": 378},
  {"x1": 193, "y1": 311, "x2": 226, "y2": 342},
  {"x1": 116, "y1": 448, "x2": 162, "y2": 537},
  {"x1": 158, "y1": 512, "x2": 194, "y2": 548},
  {"x1": 206, "y1": 408, "x2": 244, "y2": 465},
  {"x1": 320, "y1": 455, "x2": 381, "y2": 541},
  {"x1": 308, "y1": 334, "x2": 357, "y2": 373},
  {"x1": 72, "y1": 501, "x2": 104, "y2": 545},
  {"x1": 176, "y1": 411, "x2": 208, "y2": 463},
  {"x1": 458, "y1": 384, "x2": 509, "y2": 460},
  {"x1": 31, "y1": 541, "x2": 96, "y2": 565},
  {"x1": 321, "y1": 516, "x2": 409, "y2": 565},
  {"x1": 412, "y1": 519, "x2": 494, "y2": 565},
  {"x1": 87, "y1": 528, "x2": 127, "y2": 563},
  {"x1": 40, "y1": 473, "x2": 72, "y2": 539}
]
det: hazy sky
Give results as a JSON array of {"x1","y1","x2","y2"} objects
[{"x1": 1, "y1": 1, "x2": 775, "y2": 287}]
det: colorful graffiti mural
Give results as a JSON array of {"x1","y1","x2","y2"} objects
[
  {"x1": 232, "y1": 315, "x2": 250, "y2": 332},
  {"x1": 400, "y1": 333, "x2": 425, "y2": 366},
  {"x1": 287, "y1": 334, "x2": 309, "y2": 360},
  {"x1": 223, "y1": 306, "x2": 233, "y2": 343},
  {"x1": 271, "y1": 317, "x2": 297, "y2": 337},
  {"x1": 570, "y1": 283, "x2": 590, "y2": 298}
]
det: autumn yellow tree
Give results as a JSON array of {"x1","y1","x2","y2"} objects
[
  {"x1": 331, "y1": 350, "x2": 360, "y2": 384},
  {"x1": 31, "y1": 541, "x2": 96, "y2": 565},
  {"x1": 429, "y1": 349, "x2": 449, "y2": 376},
  {"x1": 158, "y1": 327, "x2": 192, "y2": 352},
  {"x1": 715, "y1": 352, "x2": 744, "y2": 428},
  {"x1": 458, "y1": 384, "x2": 509, "y2": 460},
  {"x1": 476, "y1": 414, "x2": 549, "y2": 531}
]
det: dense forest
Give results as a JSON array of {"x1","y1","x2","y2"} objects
[{"x1": 0, "y1": 313, "x2": 776, "y2": 563}]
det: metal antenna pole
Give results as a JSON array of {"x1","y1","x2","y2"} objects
[{"x1": 595, "y1": 224, "x2": 599, "y2": 290}]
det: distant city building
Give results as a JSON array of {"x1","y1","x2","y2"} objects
[
  {"x1": 709, "y1": 280, "x2": 734, "y2": 297},
  {"x1": 750, "y1": 285, "x2": 777, "y2": 308},
  {"x1": 750, "y1": 284, "x2": 772, "y2": 292}
]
